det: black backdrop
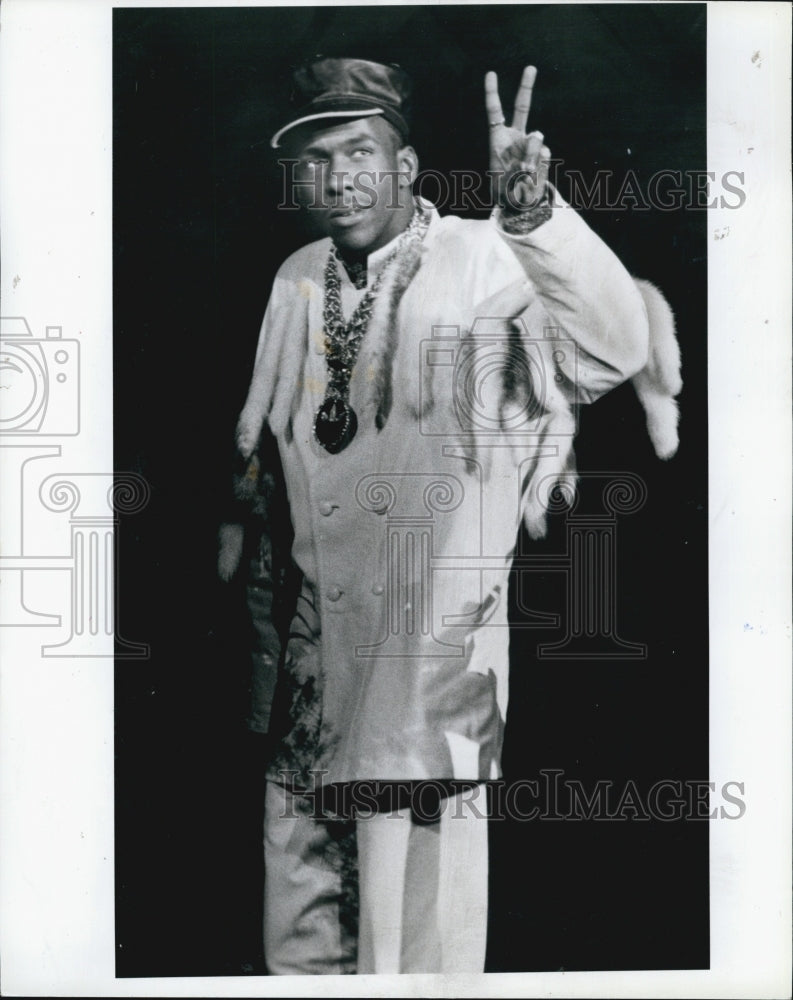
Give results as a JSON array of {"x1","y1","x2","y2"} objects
[{"x1": 114, "y1": 4, "x2": 708, "y2": 977}]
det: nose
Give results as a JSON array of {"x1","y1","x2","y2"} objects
[{"x1": 324, "y1": 154, "x2": 354, "y2": 199}]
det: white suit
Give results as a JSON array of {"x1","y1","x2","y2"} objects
[
  {"x1": 237, "y1": 192, "x2": 650, "y2": 788},
  {"x1": 231, "y1": 191, "x2": 673, "y2": 974}
]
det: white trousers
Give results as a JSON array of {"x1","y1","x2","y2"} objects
[{"x1": 263, "y1": 781, "x2": 489, "y2": 975}]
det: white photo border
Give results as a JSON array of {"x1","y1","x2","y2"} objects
[{"x1": 0, "y1": 1, "x2": 790, "y2": 997}]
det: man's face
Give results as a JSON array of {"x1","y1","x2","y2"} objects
[{"x1": 289, "y1": 116, "x2": 416, "y2": 254}]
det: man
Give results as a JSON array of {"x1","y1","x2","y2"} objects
[{"x1": 221, "y1": 56, "x2": 679, "y2": 975}]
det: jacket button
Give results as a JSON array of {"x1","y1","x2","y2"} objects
[
  {"x1": 326, "y1": 586, "x2": 342, "y2": 602},
  {"x1": 319, "y1": 501, "x2": 334, "y2": 517},
  {"x1": 372, "y1": 584, "x2": 385, "y2": 596}
]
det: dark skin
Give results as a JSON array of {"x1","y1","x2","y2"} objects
[
  {"x1": 485, "y1": 65, "x2": 551, "y2": 209},
  {"x1": 288, "y1": 116, "x2": 418, "y2": 256},
  {"x1": 284, "y1": 65, "x2": 549, "y2": 257}
]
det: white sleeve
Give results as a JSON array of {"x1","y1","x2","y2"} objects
[{"x1": 493, "y1": 188, "x2": 650, "y2": 403}]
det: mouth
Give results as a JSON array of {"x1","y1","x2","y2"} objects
[{"x1": 328, "y1": 205, "x2": 368, "y2": 226}]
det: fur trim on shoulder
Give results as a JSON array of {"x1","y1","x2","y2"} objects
[
  {"x1": 352, "y1": 236, "x2": 427, "y2": 430},
  {"x1": 218, "y1": 522, "x2": 245, "y2": 582},
  {"x1": 518, "y1": 328, "x2": 578, "y2": 539},
  {"x1": 631, "y1": 280, "x2": 682, "y2": 461},
  {"x1": 236, "y1": 294, "x2": 308, "y2": 457}
]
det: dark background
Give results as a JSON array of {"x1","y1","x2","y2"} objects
[{"x1": 114, "y1": 4, "x2": 708, "y2": 977}]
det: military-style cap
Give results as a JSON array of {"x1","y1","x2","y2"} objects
[{"x1": 270, "y1": 57, "x2": 412, "y2": 149}]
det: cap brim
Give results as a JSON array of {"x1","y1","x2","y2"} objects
[{"x1": 270, "y1": 107, "x2": 384, "y2": 149}]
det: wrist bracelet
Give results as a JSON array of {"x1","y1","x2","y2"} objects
[{"x1": 499, "y1": 199, "x2": 553, "y2": 235}]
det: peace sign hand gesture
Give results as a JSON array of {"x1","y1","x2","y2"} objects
[{"x1": 485, "y1": 65, "x2": 551, "y2": 212}]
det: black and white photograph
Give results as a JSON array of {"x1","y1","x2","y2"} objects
[{"x1": 0, "y1": 1, "x2": 790, "y2": 996}]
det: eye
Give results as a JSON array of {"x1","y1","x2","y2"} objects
[{"x1": 351, "y1": 148, "x2": 374, "y2": 159}]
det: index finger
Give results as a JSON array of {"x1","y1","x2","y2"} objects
[
  {"x1": 511, "y1": 65, "x2": 537, "y2": 133},
  {"x1": 484, "y1": 71, "x2": 505, "y2": 126}
]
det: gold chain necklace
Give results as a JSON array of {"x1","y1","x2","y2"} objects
[{"x1": 314, "y1": 204, "x2": 430, "y2": 453}]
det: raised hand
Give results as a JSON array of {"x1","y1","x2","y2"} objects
[{"x1": 485, "y1": 65, "x2": 551, "y2": 211}]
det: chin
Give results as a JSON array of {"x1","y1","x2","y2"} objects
[
  {"x1": 322, "y1": 207, "x2": 406, "y2": 255},
  {"x1": 328, "y1": 227, "x2": 379, "y2": 255},
  {"x1": 335, "y1": 231, "x2": 375, "y2": 252}
]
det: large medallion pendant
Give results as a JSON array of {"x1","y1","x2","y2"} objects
[{"x1": 314, "y1": 397, "x2": 358, "y2": 454}]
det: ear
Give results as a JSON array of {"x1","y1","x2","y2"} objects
[{"x1": 397, "y1": 145, "x2": 419, "y2": 187}]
